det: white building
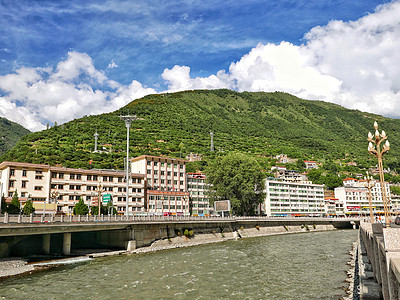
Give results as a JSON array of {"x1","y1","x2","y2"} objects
[
  {"x1": 263, "y1": 178, "x2": 325, "y2": 217},
  {"x1": 334, "y1": 178, "x2": 391, "y2": 217},
  {"x1": 187, "y1": 172, "x2": 213, "y2": 216},
  {"x1": 0, "y1": 161, "x2": 146, "y2": 215},
  {"x1": 131, "y1": 155, "x2": 189, "y2": 215}
]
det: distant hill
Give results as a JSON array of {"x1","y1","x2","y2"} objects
[
  {"x1": 1, "y1": 90, "x2": 399, "y2": 171},
  {"x1": 0, "y1": 117, "x2": 30, "y2": 156}
]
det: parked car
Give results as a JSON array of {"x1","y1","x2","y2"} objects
[{"x1": 395, "y1": 216, "x2": 400, "y2": 225}]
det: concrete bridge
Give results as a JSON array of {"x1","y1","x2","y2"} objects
[{"x1": 0, "y1": 213, "x2": 359, "y2": 258}]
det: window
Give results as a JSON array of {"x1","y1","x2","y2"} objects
[
  {"x1": 21, "y1": 192, "x2": 26, "y2": 197},
  {"x1": 93, "y1": 175, "x2": 98, "y2": 180},
  {"x1": 147, "y1": 170, "x2": 151, "y2": 174},
  {"x1": 103, "y1": 176, "x2": 108, "y2": 181},
  {"x1": 69, "y1": 195, "x2": 74, "y2": 200},
  {"x1": 22, "y1": 170, "x2": 27, "y2": 177},
  {"x1": 76, "y1": 174, "x2": 81, "y2": 180},
  {"x1": 147, "y1": 161, "x2": 151, "y2": 166},
  {"x1": 87, "y1": 196, "x2": 91, "y2": 200},
  {"x1": 108, "y1": 187, "x2": 113, "y2": 192},
  {"x1": 161, "y1": 163, "x2": 165, "y2": 167},
  {"x1": 70, "y1": 174, "x2": 75, "y2": 180},
  {"x1": 118, "y1": 177, "x2": 123, "y2": 183},
  {"x1": 180, "y1": 173, "x2": 183, "y2": 177},
  {"x1": 9, "y1": 181, "x2": 14, "y2": 187},
  {"x1": 109, "y1": 176, "x2": 113, "y2": 182},
  {"x1": 167, "y1": 171, "x2": 171, "y2": 176},
  {"x1": 69, "y1": 185, "x2": 75, "y2": 190},
  {"x1": 154, "y1": 170, "x2": 158, "y2": 175},
  {"x1": 58, "y1": 184, "x2": 63, "y2": 190},
  {"x1": 137, "y1": 179, "x2": 142, "y2": 184},
  {"x1": 51, "y1": 184, "x2": 57, "y2": 189},
  {"x1": 87, "y1": 175, "x2": 92, "y2": 181},
  {"x1": 35, "y1": 170, "x2": 43, "y2": 174},
  {"x1": 10, "y1": 169, "x2": 15, "y2": 176},
  {"x1": 59, "y1": 173, "x2": 64, "y2": 179},
  {"x1": 34, "y1": 186, "x2": 42, "y2": 191},
  {"x1": 51, "y1": 172, "x2": 57, "y2": 178},
  {"x1": 174, "y1": 172, "x2": 177, "y2": 176},
  {"x1": 35, "y1": 175, "x2": 43, "y2": 180},
  {"x1": 76, "y1": 185, "x2": 81, "y2": 190},
  {"x1": 22, "y1": 181, "x2": 27, "y2": 188},
  {"x1": 161, "y1": 171, "x2": 165, "y2": 175}
]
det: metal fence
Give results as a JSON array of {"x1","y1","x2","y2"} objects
[{"x1": 0, "y1": 213, "x2": 355, "y2": 224}]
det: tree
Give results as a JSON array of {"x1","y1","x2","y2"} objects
[
  {"x1": 73, "y1": 198, "x2": 89, "y2": 215},
  {"x1": 22, "y1": 199, "x2": 35, "y2": 215},
  {"x1": 0, "y1": 195, "x2": 7, "y2": 214},
  {"x1": 206, "y1": 152, "x2": 266, "y2": 216},
  {"x1": 7, "y1": 191, "x2": 20, "y2": 214}
]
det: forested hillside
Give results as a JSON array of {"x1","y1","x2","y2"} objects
[
  {"x1": 2, "y1": 90, "x2": 400, "y2": 172},
  {"x1": 0, "y1": 117, "x2": 30, "y2": 155}
]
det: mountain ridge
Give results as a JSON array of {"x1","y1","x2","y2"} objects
[{"x1": 1, "y1": 89, "x2": 398, "y2": 171}]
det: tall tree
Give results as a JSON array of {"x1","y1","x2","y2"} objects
[
  {"x1": 206, "y1": 152, "x2": 266, "y2": 216},
  {"x1": 73, "y1": 198, "x2": 89, "y2": 215},
  {"x1": 22, "y1": 199, "x2": 35, "y2": 215},
  {"x1": 7, "y1": 191, "x2": 20, "y2": 214}
]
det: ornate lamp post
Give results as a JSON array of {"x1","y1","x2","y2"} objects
[
  {"x1": 364, "y1": 171, "x2": 375, "y2": 223},
  {"x1": 367, "y1": 121, "x2": 391, "y2": 226},
  {"x1": 97, "y1": 181, "x2": 105, "y2": 216}
]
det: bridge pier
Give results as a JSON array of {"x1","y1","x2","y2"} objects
[
  {"x1": 42, "y1": 234, "x2": 50, "y2": 255},
  {"x1": 63, "y1": 233, "x2": 71, "y2": 255}
]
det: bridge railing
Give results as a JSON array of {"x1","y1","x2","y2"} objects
[{"x1": 0, "y1": 213, "x2": 359, "y2": 224}]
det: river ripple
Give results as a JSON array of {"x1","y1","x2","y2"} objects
[{"x1": 0, "y1": 230, "x2": 357, "y2": 300}]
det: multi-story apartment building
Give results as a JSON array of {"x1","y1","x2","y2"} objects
[
  {"x1": 0, "y1": 161, "x2": 146, "y2": 215},
  {"x1": 334, "y1": 178, "x2": 391, "y2": 216},
  {"x1": 131, "y1": 155, "x2": 189, "y2": 215},
  {"x1": 187, "y1": 172, "x2": 213, "y2": 216},
  {"x1": 263, "y1": 178, "x2": 325, "y2": 216}
]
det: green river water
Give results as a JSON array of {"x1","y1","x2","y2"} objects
[{"x1": 0, "y1": 230, "x2": 357, "y2": 300}]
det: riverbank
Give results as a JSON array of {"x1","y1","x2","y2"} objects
[{"x1": 0, "y1": 224, "x2": 339, "y2": 279}]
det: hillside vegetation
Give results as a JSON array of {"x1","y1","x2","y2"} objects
[
  {"x1": 0, "y1": 117, "x2": 30, "y2": 156},
  {"x1": 2, "y1": 90, "x2": 399, "y2": 172}
]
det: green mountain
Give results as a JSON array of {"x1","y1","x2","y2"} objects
[
  {"x1": 0, "y1": 117, "x2": 30, "y2": 156},
  {"x1": 1, "y1": 90, "x2": 399, "y2": 172}
]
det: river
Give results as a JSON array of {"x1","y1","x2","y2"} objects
[{"x1": 0, "y1": 230, "x2": 357, "y2": 300}]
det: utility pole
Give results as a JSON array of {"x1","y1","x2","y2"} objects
[{"x1": 120, "y1": 115, "x2": 137, "y2": 216}]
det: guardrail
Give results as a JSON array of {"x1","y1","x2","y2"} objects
[{"x1": 0, "y1": 213, "x2": 358, "y2": 224}]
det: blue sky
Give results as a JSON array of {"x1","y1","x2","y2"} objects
[{"x1": 0, "y1": 0, "x2": 399, "y2": 131}]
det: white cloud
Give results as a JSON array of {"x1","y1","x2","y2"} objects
[
  {"x1": 0, "y1": 51, "x2": 156, "y2": 131},
  {"x1": 107, "y1": 60, "x2": 119, "y2": 69},
  {"x1": 161, "y1": 65, "x2": 233, "y2": 92},
  {"x1": 161, "y1": 1, "x2": 400, "y2": 118}
]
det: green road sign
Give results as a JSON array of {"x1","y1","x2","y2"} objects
[{"x1": 102, "y1": 194, "x2": 112, "y2": 203}]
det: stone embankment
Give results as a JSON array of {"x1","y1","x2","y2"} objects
[{"x1": 133, "y1": 223, "x2": 336, "y2": 253}]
